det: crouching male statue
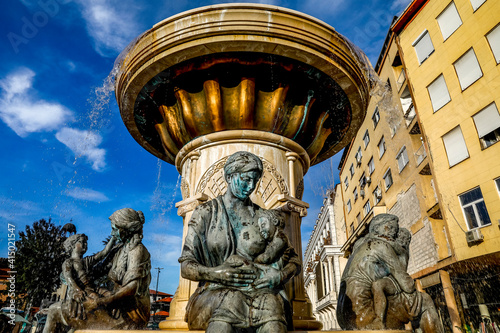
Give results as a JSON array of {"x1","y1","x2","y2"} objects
[{"x1": 337, "y1": 214, "x2": 444, "y2": 333}]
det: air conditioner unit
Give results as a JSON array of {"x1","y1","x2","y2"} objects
[
  {"x1": 465, "y1": 228, "x2": 484, "y2": 246},
  {"x1": 375, "y1": 189, "x2": 382, "y2": 199},
  {"x1": 356, "y1": 156, "x2": 362, "y2": 165},
  {"x1": 360, "y1": 189, "x2": 365, "y2": 197},
  {"x1": 366, "y1": 176, "x2": 371, "y2": 184}
]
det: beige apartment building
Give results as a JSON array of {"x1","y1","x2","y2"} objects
[
  {"x1": 391, "y1": 0, "x2": 500, "y2": 331},
  {"x1": 303, "y1": 186, "x2": 348, "y2": 330},
  {"x1": 337, "y1": 19, "x2": 462, "y2": 332}
]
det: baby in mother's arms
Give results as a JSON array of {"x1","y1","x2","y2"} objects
[{"x1": 225, "y1": 209, "x2": 291, "y2": 291}]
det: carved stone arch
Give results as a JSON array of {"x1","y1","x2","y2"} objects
[{"x1": 196, "y1": 155, "x2": 289, "y2": 207}]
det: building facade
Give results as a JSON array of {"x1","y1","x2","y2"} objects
[
  {"x1": 393, "y1": 0, "x2": 500, "y2": 332},
  {"x1": 338, "y1": 21, "x2": 448, "y2": 276},
  {"x1": 303, "y1": 186, "x2": 347, "y2": 330}
]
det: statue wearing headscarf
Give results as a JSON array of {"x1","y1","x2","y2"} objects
[{"x1": 180, "y1": 151, "x2": 301, "y2": 333}]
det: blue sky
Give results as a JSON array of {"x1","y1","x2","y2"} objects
[{"x1": 1, "y1": 0, "x2": 410, "y2": 295}]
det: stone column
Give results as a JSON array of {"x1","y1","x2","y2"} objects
[
  {"x1": 327, "y1": 257, "x2": 335, "y2": 299},
  {"x1": 278, "y1": 195, "x2": 322, "y2": 330},
  {"x1": 159, "y1": 192, "x2": 209, "y2": 330},
  {"x1": 439, "y1": 270, "x2": 462, "y2": 333}
]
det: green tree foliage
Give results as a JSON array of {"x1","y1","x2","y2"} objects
[{"x1": 15, "y1": 218, "x2": 68, "y2": 307}]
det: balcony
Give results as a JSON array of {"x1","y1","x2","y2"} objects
[
  {"x1": 396, "y1": 68, "x2": 406, "y2": 91},
  {"x1": 414, "y1": 143, "x2": 427, "y2": 166}
]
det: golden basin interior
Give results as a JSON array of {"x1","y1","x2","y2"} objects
[
  {"x1": 115, "y1": 3, "x2": 371, "y2": 166},
  {"x1": 134, "y1": 52, "x2": 351, "y2": 165}
]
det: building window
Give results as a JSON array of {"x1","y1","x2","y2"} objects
[
  {"x1": 350, "y1": 223, "x2": 355, "y2": 236},
  {"x1": 347, "y1": 199, "x2": 352, "y2": 213},
  {"x1": 437, "y1": 2, "x2": 462, "y2": 41},
  {"x1": 363, "y1": 130, "x2": 370, "y2": 148},
  {"x1": 413, "y1": 30, "x2": 434, "y2": 64},
  {"x1": 359, "y1": 172, "x2": 366, "y2": 189},
  {"x1": 356, "y1": 147, "x2": 362, "y2": 165},
  {"x1": 356, "y1": 213, "x2": 361, "y2": 224},
  {"x1": 344, "y1": 176, "x2": 349, "y2": 190},
  {"x1": 454, "y1": 48, "x2": 482, "y2": 90},
  {"x1": 495, "y1": 178, "x2": 500, "y2": 193},
  {"x1": 353, "y1": 187, "x2": 358, "y2": 202},
  {"x1": 368, "y1": 157, "x2": 375, "y2": 174},
  {"x1": 459, "y1": 187, "x2": 491, "y2": 229},
  {"x1": 473, "y1": 103, "x2": 500, "y2": 149},
  {"x1": 373, "y1": 186, "x2": 382, "y2": 205},
  {"x1": 349, "y1": 163, "x2": 355, "y2": 178},
  {"x1": 378, "y1": 136, "x2": 386, "y2": 158},
  {"x1": 372, "y1": 107, "x2": 380, "y2": 128},
  {"x1": 427, "y1": 74, "x2": 451, "y2": 112},
  {"x1": 396, "y1": 146, "x2": 410, "y2": 172},
  {"x1": 443, "y1": 126, "x2": 469, "y2": 167},
  {"x1": 470, "y1": 0, "x2": 486, "y2": 11},
  {"x1": 383, "y1": 169, "x2": 393, "y2": 190},
  {"x1": 363, "y1": 200, "x2": 371, "y2": 216},
  {"x1": 486, "y1": 24, "x2": 500, "y2": 64}
]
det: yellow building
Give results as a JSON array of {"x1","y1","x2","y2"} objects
[
  {"x1": 337, "y1": 18, "x2": 468, "y2": 331},
  {"x1": 393, "y1": 0, "x2": 500, "y2": 331}
]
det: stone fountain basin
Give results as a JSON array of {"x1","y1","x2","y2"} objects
[{"x1": 115, "y1": 3, "x2": 371, "y2": 166}]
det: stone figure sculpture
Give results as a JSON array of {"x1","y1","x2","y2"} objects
[
  {"x1": 180, "y1": 151, "x2": 301, "y2": 333},
  {"x1": 337, "y1": 214, "x2": 444, "y2": 333},
  {"x1": 43, "y1": 208, "x2": 151, "y2": 331}
]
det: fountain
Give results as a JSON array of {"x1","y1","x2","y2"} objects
[{"x1": 110, "y1": 3, "x2": 402, "y2": 332}]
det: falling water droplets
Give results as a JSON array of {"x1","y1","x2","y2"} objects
[
  {"x1": 336, "y1": 34, "x2": 402, "y2": 133},
  {"x1": 151, "y1": 159, "x2": 182, "y2": 225}
]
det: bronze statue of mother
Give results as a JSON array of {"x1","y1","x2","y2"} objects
[
  {"x1": 43, "y1": 208, "x2": 151, "y2": 331},
  {"x1": 180, "y1": 151, "x2": 301, "y2": 333}
]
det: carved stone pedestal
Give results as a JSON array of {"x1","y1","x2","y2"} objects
[{"x1": 160, "y1": 130, "x2": 322, "y2": 330}]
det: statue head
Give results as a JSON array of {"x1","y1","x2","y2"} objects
[
  {"x1": 224, "y1": 151, "x2": 263, "y2": 200},
  {"x1": 258, "y1": 209, "x2": 285, "y2": 240},
  {"x1": 63, "y1": 233, "x2": 88, "y2": 256},
  {"x1": 369, "y1": 214, "x2": 399, "y2": 240},
  {"x1": 396, "y1": 227, "x2": 412, "y2": 250},
  {"x1": 109, "y1": 208, "x2": 145, "y2": 242}
]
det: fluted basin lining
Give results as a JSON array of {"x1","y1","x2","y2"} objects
[
  {"x1": 175, "y1": 130, "x2": 310, "y2": 173},
  {"x1": 116, "y1": 3, "x2": 371, "y2": 167}
]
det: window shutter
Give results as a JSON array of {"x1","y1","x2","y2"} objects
[
  {"x1": 454, "y1": 49, "x2": 482, "y2": 90},
  {"x1": 428, "y1": 75, "x2": 451, "y2": 111},
  {"x1": 470, "y1": 0, "x2": 486, "y2": 11},
  {"x1": 473, "y1": 103, "x2": 500, "y2": 138},
  {"x1": 487, "y1": 24, "x2": 500, "y2": 64},
  {"x1": 443, "y1": 126, "x2": 469, "y2": 166},
  {"x1": 437, "y1": 2, "x2": 462, "y2": 40},
  {"x1": 413, "y1": 31, "x2": 434, "y2": 64}
]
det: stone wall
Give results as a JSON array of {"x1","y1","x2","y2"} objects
[{"x1": 389, "y1": 184, "x2": 438, "y2": 275}]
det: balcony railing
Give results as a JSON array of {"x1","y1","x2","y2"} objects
[
  {"x1": 396, "y1": 69, "x2": 406, "y2": 91},
  {"x1": 415, "y1": 143, "x2": 427, "y2": 166}
]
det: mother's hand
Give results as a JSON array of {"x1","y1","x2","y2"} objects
[{"x1": 210, "y1": 260, "x2": 257, "y2": 288}]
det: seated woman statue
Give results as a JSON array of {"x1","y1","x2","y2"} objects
[
  {"x1": 180, "y1": 151, "x2": 301, "y2": 333},
  {"x1": 44, "y1": 208, "x2": 151, "y2": 331}
]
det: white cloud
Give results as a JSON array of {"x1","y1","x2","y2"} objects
[
  {"x1": 76, "y1": 0, "x2": 141, "y2": 57},
  {"x1": 0, "y1": 196, "x2": 43, "y2": 221},
  {"x1": 66, "y1": 186, "x2": 110, "y2": 202},
  {"x1": 0, "y1": 68, "x2": 73, "y2": 137},
  {"x1": 391, "y1": 0, "x2": 412, "y2": 12},
  {"x1": 147, "y1": 233, "x2": 183, "y2": 267},
  {"x1": 56, "y1": 127, "x2": 107, "y2": 171}
]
